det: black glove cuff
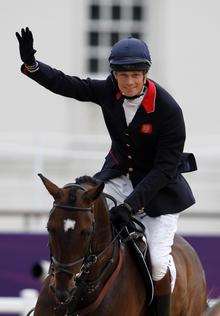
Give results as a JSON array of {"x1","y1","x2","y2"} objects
[
  {"x1": 22, "y1": 49, "x2": 37, "y2": 66},
  {"x1": 25, "y1": 61, "x2": 39, "y2": 73}
]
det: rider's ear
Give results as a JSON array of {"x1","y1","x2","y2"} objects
[
  {"x1": 38, "y1": 173, "x2": 63, "y2": 200},
  {"x1": 82, "y1": 182, "x2": 105, "y2": 204}
]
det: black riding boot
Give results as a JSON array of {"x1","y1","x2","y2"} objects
[{"x1": 153, "y1": 270, "x2": 171, "y2": 316}]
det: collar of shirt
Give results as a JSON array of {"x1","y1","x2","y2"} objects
[{"x1": 122, "y1": 88, "x2": 147, "y2": 126}]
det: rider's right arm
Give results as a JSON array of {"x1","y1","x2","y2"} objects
[{"x1": 21, "y1": 61, "x2": 104, "y2": 105}]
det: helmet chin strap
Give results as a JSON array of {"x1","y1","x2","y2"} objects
[{"x1": 122, "y1": 84, "x2": 146, "y2": 100}]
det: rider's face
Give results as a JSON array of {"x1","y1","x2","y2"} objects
[{"x1": 114, "y1": 71, "x2": 146, "y2": 97}]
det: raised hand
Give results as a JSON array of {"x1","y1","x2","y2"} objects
[{"x1": 15, "y1": 27, "x2": 37, "y2": 66}]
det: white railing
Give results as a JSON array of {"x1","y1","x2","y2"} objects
[
  {"x1": 0, "y1": 132, "x2": 220, "y2": 233},
  {"x1": 0, "y1": 209, "x2": 219, "y2": 234},
  {"x1": 0, "y1": 289, "x2": 38, "y2": 315},
  {"x1": 0, "y1": 290, "x2": 218, "y2": 314},
  {"x1": 0, "y1": 133, "x2": 109, "y2": 213}
]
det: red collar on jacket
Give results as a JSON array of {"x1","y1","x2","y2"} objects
[
  {"x1": 115, "y1": 79, "x2": 156, "y2": 113},
  {"x1": 141, "y1": 79, "x2": 156, "y2": 113}
]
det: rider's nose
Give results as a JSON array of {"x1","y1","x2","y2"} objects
[{"x1": 126, "y1": 78, "x2": 133, "y2": 85}]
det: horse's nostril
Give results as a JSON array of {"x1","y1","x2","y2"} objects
[
  {"x1": 55, "y1": 289, "x2": 70, "y2": 303},
  {"x1": 49, "y1": 284, "x2": 55, "y2": 293},
  {"x1": 50, "y1": 284, "x2": 71, "y2": 303}
]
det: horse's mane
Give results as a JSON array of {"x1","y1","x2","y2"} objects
[{"x1": 75, "y1": 175, "x2": 99, "y2": 186}]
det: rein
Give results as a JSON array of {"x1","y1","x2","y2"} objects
[
  {"x1": 51, "y1": 227, "x2": 123, "y2": 278},
  {"x1": 27, "y1": 182, "x2": 146, "y2": 316}
]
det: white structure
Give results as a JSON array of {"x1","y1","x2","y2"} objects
[
  {"x1": 0, "y1": 0, "x2": 220, "y2": 234},
  {"x1": 0, "y1": 289, "x2": 217, "y2": 314},
  {"x1": 0, "y1": 289, "x2": 38, "y2": 315}
]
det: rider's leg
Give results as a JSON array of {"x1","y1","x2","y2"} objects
[
  {"x1": 103, "y1": 177, "x2": 179, "y2": 316},
  {"x1": 103, "y1": 175, "x2": 133, "y2": 208},
  {"x1": 141, "y1": 213, "x2": 179, "y2": 316}
]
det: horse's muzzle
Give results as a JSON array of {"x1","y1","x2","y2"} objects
[{"x1": 50, "y1": 285, "x2": 72, "y2": 304}]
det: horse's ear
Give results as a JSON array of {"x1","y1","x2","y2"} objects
[
  {"x1": 82, "y1": 182, "x2": 105, "y2": 203},
  {"x1": 38, "y1": 173, "x2": 63, "y2": 200}
]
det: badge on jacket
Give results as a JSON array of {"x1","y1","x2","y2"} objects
[{"x1": 140, "y1": 123, "x2": 153, "y2": 134}]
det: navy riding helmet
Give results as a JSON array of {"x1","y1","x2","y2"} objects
[{"x1": 109, "y1": 37, "x2": 152, "y2": 72}]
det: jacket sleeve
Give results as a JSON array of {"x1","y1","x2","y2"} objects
[
  {"x1": 21, "y1": 61, "x2": 103, "y2": 104},
  {"x1": 125, "y1": 105, "x2": 186, "y2": 213}
]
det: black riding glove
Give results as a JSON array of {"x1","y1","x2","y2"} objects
[
  {"x1": 109, "y1": 203, "x2": 133, "y2": 229},
  {"x1": 15, "y1": 27, "x2": 37, "y2": 65}
]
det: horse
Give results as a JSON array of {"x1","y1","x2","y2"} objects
[{"x1": 33, "y1": 174, "x2": 207, "y2": 315}]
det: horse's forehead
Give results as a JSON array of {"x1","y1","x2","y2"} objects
[
  {"x1": 63, "y1": 186, "x2": 86, "y2": 202},
  {"x1": 48, "y1": 213, "x2": 77, "y2": 234},
  {"x1": 47, "y1": 184, "x2": 93, "y2": 228},
  {"x1": 48, "y1": 206, "x2": 91, "y2": 229},
  {"x1": 49, "y1": 207, "x2": 72, "y2": 223}
]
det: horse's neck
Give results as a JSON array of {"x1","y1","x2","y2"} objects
[{"x1": 92, "y1": 197, "x2": 112, "y2": 254}]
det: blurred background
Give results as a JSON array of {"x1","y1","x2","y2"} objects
[{"x1": 0, "y1": 0, "x2": 219, "y2": 314}]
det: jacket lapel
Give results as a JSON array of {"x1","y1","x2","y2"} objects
[
  {"x1": 128, "y1": 79, "x2": 156, "y2": 129},
  {"x1": 128, "y1": 106, "x2": 148, "y2": 130},
  {"x1": 114, "y1": 92, "x2": 128, "y2": 131}
]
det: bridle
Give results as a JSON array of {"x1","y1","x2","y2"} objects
[
  {"x1": 26, "y1": 182, "x2": 146, "y2": 315},
  {"x1": 49, "y1": 183, "x2": 119, "y2": 297}
]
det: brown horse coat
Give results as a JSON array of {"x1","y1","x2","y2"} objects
[{"x1": 34, "y1": 175, "x2": 207, "y2": 316}]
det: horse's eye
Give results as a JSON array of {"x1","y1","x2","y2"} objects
[{"x1": 47, "y1": 227, "x2": 55, "y2": 234}]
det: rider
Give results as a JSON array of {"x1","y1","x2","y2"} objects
[{"x1": 16, "y1": 28, "x2": 197, "y2": 315}]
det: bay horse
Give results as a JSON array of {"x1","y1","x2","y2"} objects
[{"x1": 33, "y1": 174, "x2": 207, "y2": 315}]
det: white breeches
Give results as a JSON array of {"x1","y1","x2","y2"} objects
[{"x1": 104, "y1": 175, "x2": 179, "y2": 292}]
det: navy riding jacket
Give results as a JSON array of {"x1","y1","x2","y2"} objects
[{"x1": 21, "y1": 62, "x2": 197, "y2": 216}]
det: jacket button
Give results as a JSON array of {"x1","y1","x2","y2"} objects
[
  {"x1": 128, "y1": 167, "x2": 133, "y2": 172},
  {"x1": 125, "y1": 133, "x2": 129, "y2": 136},
  {"x1": 126, "y1": 143, "x2": 130, "y2": 147},
  {"x1": 128, "y1": 155, "x2": 132, "y2": 159}
]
